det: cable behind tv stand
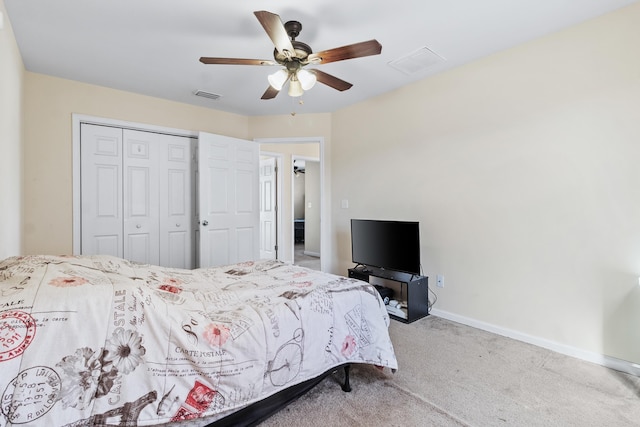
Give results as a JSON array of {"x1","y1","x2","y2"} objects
[{"x1": 348, "y1": 266, "x2": 429, "y2": 323}]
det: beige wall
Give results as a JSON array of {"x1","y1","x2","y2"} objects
[
  {"x1": 293, "y1": 172, "x2": 305, "y2": 219},
  {"x1": 0, "y1": 0, "x2": 23, "y2": 258},
  {"x1": 331, "y1": 3, "x2": 640, "y2": 363},
  {"x1": 22, "y1": 72, "x2": 250, "y2": 254},
  {"x1": 304, "y1": 160, "x2": 321, "y2": 256}
]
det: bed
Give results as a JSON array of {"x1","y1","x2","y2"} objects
[{"x1": 0, "y1": 255, "x2": 397, "y2": 426}]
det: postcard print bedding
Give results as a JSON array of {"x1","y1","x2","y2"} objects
[{"x1": 0, "y1": 255, "x2": 397, "y2": 426}]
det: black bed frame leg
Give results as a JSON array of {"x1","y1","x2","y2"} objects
[{"x1": 341, "y1": 365, "x2": 352, "y2": 392}]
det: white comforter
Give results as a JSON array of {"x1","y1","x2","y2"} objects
[{"x1": 0, "y1": 255, "x2": 397, "y2": 426}]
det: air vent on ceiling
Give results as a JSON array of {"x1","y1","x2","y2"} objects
[
  {"x1": 194, "y1": 90, "x2": 222, "y2": 100},
  {"x1": 388, "y1": 46, "x2": 445, "y2": 75}
]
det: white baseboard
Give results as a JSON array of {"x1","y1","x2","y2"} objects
[
  {"x1": 429, "y1": 308, "x2": 640, "y2": 377},
  {"x1": 303, "y1": 251, "x2": 320, "y2": 258}
]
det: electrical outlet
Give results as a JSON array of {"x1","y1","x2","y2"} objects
[{"x1": 436, "y1": 275, "x2": 444, "y2": 288}]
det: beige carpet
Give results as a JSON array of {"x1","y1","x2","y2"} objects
[
  {"x1": 259, "y1": 316, "x2": 640, "y2": 426},
  {"x1": 293, "y1": 243, "x2": 321, "y2": 270}
]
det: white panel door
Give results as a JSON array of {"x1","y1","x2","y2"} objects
[
  {"x1": 80, "y1": 124, "x2": 124, "y2": 257},
  {"x1": 198, "y1": 132, "x2": 259, "y2": 268},
  {"x1": 159, "y1": 134, "x2": 196, "y2": 269},
  {"x1": 123, "y1": 129, "x2": 160, "y2": 265},
  {"x1": 260, "y1": 156, "x2": 277, "y2": 260}
]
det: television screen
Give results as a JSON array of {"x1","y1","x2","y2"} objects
[{"x1": 350, "y1": 219, "x2": 421, "y2": 275}]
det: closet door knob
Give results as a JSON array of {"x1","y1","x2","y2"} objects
[
  {"x1": 176, "y1": 223, "x2": 181, "y2": 228},
  {"x1": 136, "y1": 224, "x2": 142, "y2": 229},
  {"x1": 202, "y1": 220, "x2": 209, "y2": 226}
]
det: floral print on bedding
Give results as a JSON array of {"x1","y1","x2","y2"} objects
[{"x1": 0, "y1": 255, "x2": 397, "y2": 426}]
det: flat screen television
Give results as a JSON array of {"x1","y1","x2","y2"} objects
[{"x1": 350, "y1": 219, "x2": 421, "y2": 275}]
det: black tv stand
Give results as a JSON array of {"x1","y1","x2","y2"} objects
[
  {"x1": 353, "y1": 263, "x2": 371, "y2": 273},
  {"x1": 348, "y1": 266, "x2": 429, "y2": 323}
]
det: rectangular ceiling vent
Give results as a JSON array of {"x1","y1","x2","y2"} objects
[
  {"x1": 388, "y1": 46, "x2": 446, "y2": 75},
  {"x1": 194, "y1": 90, "x2": 222, "y2": 100}
]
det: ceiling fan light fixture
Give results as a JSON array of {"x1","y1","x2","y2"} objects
[
  {"x1": 297, "y1": 69, "x2": 317, "y2": 90},
  {"x1": 288, "y1": 76, "x2": 304, "y2": 97},
  {"x1": 201, "y1": 11, "x2": 381, "y2": 101},
  {"x1": 268, "y1": 69, "x2": 289, "y2": 90}
]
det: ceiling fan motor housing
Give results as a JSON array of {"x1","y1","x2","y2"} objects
[
  {"x1": 284, "y1": 20, "x2": 302, "y2": 39},
  {"x1": 274, "y1": 40, "x2": 312, "y2": 65}
]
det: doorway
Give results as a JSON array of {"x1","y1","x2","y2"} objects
[
  {"x1": 256, "y1": 137, "x2": 325, "y2": 271},
  {"x1": 293, "y1": 157, "x2": 320, "y2": 270}
]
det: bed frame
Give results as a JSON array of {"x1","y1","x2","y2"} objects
[{"x1": 209, "y1": 364, "x2": 352, "y2": 426}]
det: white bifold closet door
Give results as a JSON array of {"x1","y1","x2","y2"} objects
[{"x1": 80, "y1": 123, "x2": 196, "y2": 268}]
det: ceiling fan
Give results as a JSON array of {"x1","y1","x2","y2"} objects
[{"x1": 199, "y1": 10, "x2": 382, "y2": 99}]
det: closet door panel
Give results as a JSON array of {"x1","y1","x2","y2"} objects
[
  {"x1": 167, "y1": 231, "x2": 189, "y2": 266},
  {"x1": 126, "y1": 233, "x2": 153, "y2": 264},
  {"x1": 80, "y1": 124, "x2": 123, "y2": 257},
  {"x1": 95, "y1": 235, "x2": 120, "y2": 256},
  {"x1": 96, "y1": 166, "x2": 120, "y2": 217},
  {"x1": 123, "y1": 130, "x2": 160, "y2": 265},
  {"x1": 159, "y1": 135, "x2": 195, "y2": 269}
]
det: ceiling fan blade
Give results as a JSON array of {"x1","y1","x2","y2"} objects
[
  {"x1": 312, "y1": 69, "x2": 353, "y2": 91},
  {"x1": 200, "y1": 57, "x2": 275, "y2": 66},
  {"x1": 261, "y1": 85, "x2": 280, "y2": 100},
  {"x1": 254, "y1": 11, "x2": 295, "y2": 57},
  {"x1": 308, "y1": 39, "x2": 382, "y2": 65}
]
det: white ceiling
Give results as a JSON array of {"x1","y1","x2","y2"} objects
[{"x1": 5, "y1": 0, "x2": 637, "y2": 117}]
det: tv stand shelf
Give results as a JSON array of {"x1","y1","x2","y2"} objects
[{"x1": 348, "y1": 267, "x2": 429, "y2": 323}]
